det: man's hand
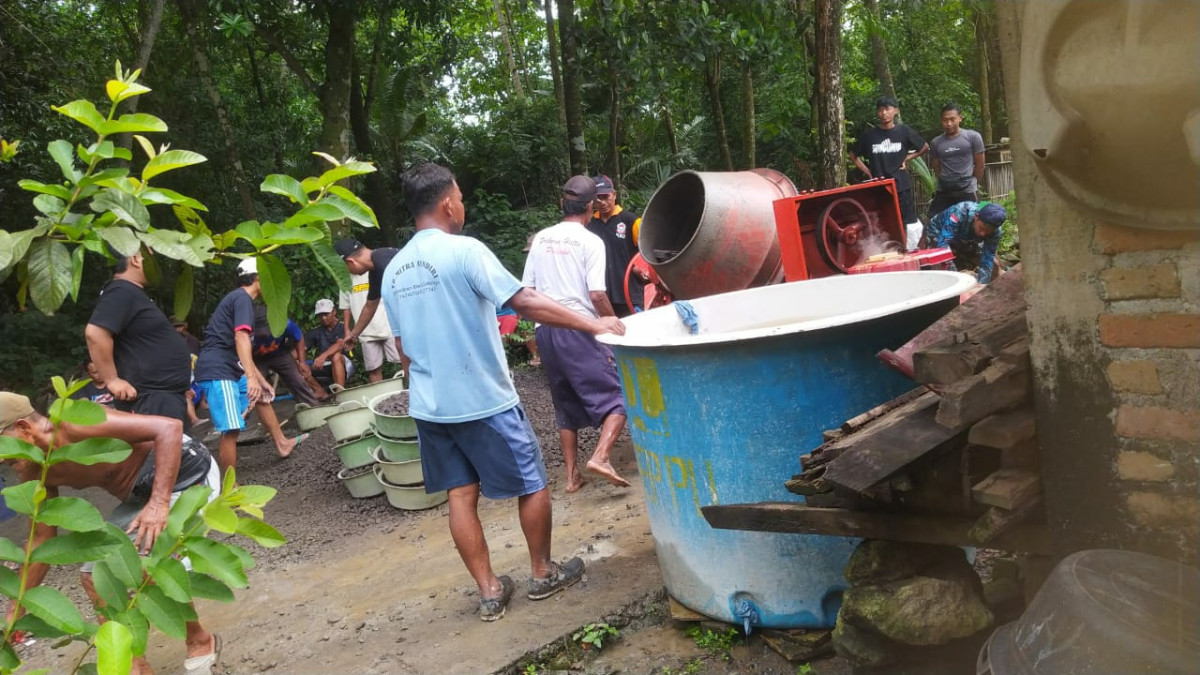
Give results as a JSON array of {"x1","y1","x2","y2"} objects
[
  {"x1": 107, "y1": 377, "x2": 138, "y2": 401},
  {"x1": 633, "y1": 268, "x2": 652, "y2": 283},
  {"x1": 246, "y1": 376, "x2": 263, "y2": 405},
  {"x1": 313, "y1": 355, "x2": 328, "y2": 370},
  {"x1": 127, "y1": 500, "x2": 169, "y2": 554},
  {"x1": 342, "y1": 333, "x2": 358, "y2": 347},
  {"x1": 297, "y1": 361, "x2": 312, "y2": 377},
  {"x1": 592, "y1": 317, "x2": 626, "y2": 336}
]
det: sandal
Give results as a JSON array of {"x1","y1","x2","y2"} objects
[
  {"x1": 479, "y1": 575, "x2": 514, "y2": 622},
  {"x1": 183, "y1": 633, "x2": 221, "y2": 675}
]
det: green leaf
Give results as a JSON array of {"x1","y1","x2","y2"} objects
[
  {"x1": 47, "y1": 437, "x2": 132, "y2": 466},
  {"x1": 282, "y1": 202, "x2": 343, "y2": 229},
  {"x1": 18, "y1": 179, "x2": 73, "y2": 201},
  {"x1": 260, "y1": 223, "x2": 324, "y2": 245},
  {"x1": 0, "y1": 436, "x2": 45, "y2": 464},
  {"x1": 2, "y1": 480, "x2": 44, "y2": 516},
  {"x1": 48, "y1": 397, "x2": 108, "y2": 427},
  {"x1": 141, "y1": 149, "x2": 206, "y2": 182},
  {"x1": 0, "y1": 643, "x2": 18, "y2": 671},
  {"x1": 312, "y1": 151, "x2": 341, "y2": 167},
  {"x1": 31, "y1": 530, "x2": 124, "y2": 564},
  {"x1": 0, "y1": 537, "x2": 26, "y2": 563},
  {"x1": 134, "y1": 586, "x2": 186, "y2": 640},
  {"x1": 90, "y1": 560, "x2": 130, "y2": 610},
  {"x1": 104, "y1": 532, "x2": 143, "y2": 588},
  {"x1": 99, "y1": 226, "x2": 142, "y2": 257},
  {"x1": 234, "y1": 221, "x2": 264, "y2": 245},
  {"x1": 232, "y1": 485, "x2": 276, "y2": 506},
  {"x1": 0, "y1": 231, "x2": 11, "y2": 272},
  {"x1": 98, "y1": 113, "x2": 168, "y2": 136},
  {"x1": 173, "y1": 206, "x2": 210, "y2": 235},
  {"x1": 136, "y1": 230, "x2": 204, "y2": 267},
  {"x1": 132, "y1": 135, "x2": 157, "y2": 160},
  {"x1": 174, "y1": 265, "x2": 194, "y2": 321},
  {"x1": 96, "y1": 620, "x2": 133, "y2": 675},
  {"x1": 314, "y1": 160, "x2": 376, "y2": 189},
  {"x1": 256, "y1": 254, "x2": 291, "y2": 337},
  {"x1": 226, "y1": 542, "x2": 255, "y2": 571},
  {"x1": 202, "y1": 502, "x2": 238, "y2": 534},
  {"x1": 107, "y1": 79, "x2": 150, "y2": 105},
  {"x1": 140, "y1": 188, "x2": 207, "y2": 212},
  {"x1": 13, "y1": 613, "x2": 73, "y2": 639},
  {"x1": 146, "y1": 557, "x2": 191, "y2": 604},
  {"x1": 86, "y1": 141, "x2": 132, "y2": 162},
  {"x1": 118, "y1": 607, "x2": 149, "y2": 656},
  {"x1": 38, "y1": 496, "x2": 105, "y2": 532},
  {"x1": 309, "y1": 241, "x2": 352, "y2": 294},
  {"x1": 71, "y1": 243, "x2": 86, "y2": 301},
  {"x1": 27, "y1": 237, "x2": 72, "y2": 313},
  {"x1": 183, "y1": 538, "x2": 248, "y2": 589},
  {"x1": 0, "y1": 564, "x2": 19, "y2": 599},
  {"x1": 23, "y1": 585, "x2": 85, "y2": 633},
  {"x1": 32, "y1": 194, "x2": 65, "y2": 217},
  {"x1": 52, "y1": 100, "x2": 106, "y2": 133},
  {"x1": 235, "y1": 518, "x2": 286, "y2": 548},
  {"x1": 91, "y1": 189, "x2": 151, "y2": 231},
  {"x1": 166, "y1": 484, "x2": 212, "y2": 538},
  {"x1": 260, "y1": 174, "x2": 309, "y2": 204},
  {"x1": 186, "y1": 572, "x2": 235, "y2": 602},
  {"x1": 222, "y1": 465, "x2": 236, "y2": 496},
  {"x1": 325, "y1": 186, "x2": 378, "y2": 228},
  {"x1": 48, "y1": 139, "x2": 82, "y2": 183}
]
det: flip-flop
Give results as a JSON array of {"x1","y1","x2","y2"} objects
[
  {"x1": 293, "y1": 432, "x2": 310, "y2": 446},
  {"x1": 183, "y1": 633, "x2": 221, "y2": 675}
]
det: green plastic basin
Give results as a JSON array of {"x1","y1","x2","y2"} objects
[
  {"x1": 335, "y1": 431, "x2": 379, "y2": 470},
  {"x1": 338, "y1": 464, "x2": 383, "y2": 499},
  {"x1": 369, "y1": 391, "x2": 417, "y2": 440},
  {"x1": 374, "y1": 466, "x2": 447, "y2": 510},
  {"x1": 378, "y1": 435, "x2": 420, "y2": 462}
]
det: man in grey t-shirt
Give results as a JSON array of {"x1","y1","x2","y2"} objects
[{"x1": 927, "y1": 102, "x2": 986, "y2": 220}]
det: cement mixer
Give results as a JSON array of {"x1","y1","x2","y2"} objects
[{"x1": 623, "y1": 170, "x2": 954, "y2": 308}]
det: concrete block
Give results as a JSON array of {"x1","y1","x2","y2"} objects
[{"x1": 1106, "y1": 360, "x2": 1164, "y2": 395}]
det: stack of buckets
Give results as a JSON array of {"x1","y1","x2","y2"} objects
[{"x1": 328, "y1": 390, "x2": 447, "y2": 510}]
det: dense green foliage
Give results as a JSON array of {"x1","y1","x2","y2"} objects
[{"x1": 1, "y1": 0, "x2": 1003, "y2": 392}]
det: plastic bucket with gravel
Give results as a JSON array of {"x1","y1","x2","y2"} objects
[
  {"x1": 334, "y1": 430, "x2": 380, "y2": 470},
  {"x1": 294, "y1": 401, "x2": 341, "y2": 432},
  {"x1": 326, "y1": 401, "x2": 373, "y2": 443},
  {"x1": 378, "y1": 435, "x2": 420, "y2": 463},
  {"x1": 369, "y1": 391, "x2": 417, "y2": 440},
  {"x1": 338, "y1": 464, "x2": 384, "y2": 499},
  {"x1": 373, "y1": 466, "x2": 447, "y2": 510},
  {"x1": 329, "y1": 371, "x2": 405, "y2": 408},
  {"x1": 371, "y1": 445, "x2": 425, "y2": 485}
]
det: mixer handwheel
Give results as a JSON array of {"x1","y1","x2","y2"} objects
[{"x1": 816, "y1": 196, "x2": 877, "y2": 274}]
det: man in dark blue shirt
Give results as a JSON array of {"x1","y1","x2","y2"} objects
[{"x1": 930, "y1": 202, "x2": 1007, "y2": 284}]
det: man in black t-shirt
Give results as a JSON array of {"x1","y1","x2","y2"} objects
[
  {"x1": 85, "y1": 250, "x2": 193, "y2": 430},
  {"x1": 333, "y1": 239, "x2": 399, "y2": 346},
  {"x1": 586, "y1": 174, "x2": 648, "y2": 318},
  {"x1": 850, "y1": 96, "x2": 929, "y2": 249},
  {"x1": 193, "y1": 258, "x2": 267, "y2": 475}
]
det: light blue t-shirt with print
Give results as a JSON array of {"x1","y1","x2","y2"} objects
[{"x1": 380, "y1": 228, "x2": 524, "y2": 423}]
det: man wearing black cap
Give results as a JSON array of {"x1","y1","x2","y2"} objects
[
  {"x1": 850, "y1": 96, "x2": 929, "y2": 250},
  {"x1": 587, "y1": 174, "x2": 646, "y2": 318},
  {"x1": 524, "y1": 175, "x2": 630, "y2": 494},
  {"x1": 332, "y1": 238, "x2": 399, "y2": 347}
]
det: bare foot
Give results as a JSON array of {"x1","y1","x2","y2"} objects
[
  {"x1": 278, "y1": 433, "x2": 309, "y2": 459},
  {"x1": 565, "y1": 475, "x2": 591, "y2": 493},
  {"x1": 585, "y1": 459, "x2": 631, "y2": 487}
]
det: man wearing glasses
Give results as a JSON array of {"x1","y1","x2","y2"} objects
[{"x1": 586, "y1": 175, "x2": 646, "y2": 318}]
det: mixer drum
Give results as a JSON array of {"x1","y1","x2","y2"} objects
[{"x1": 638, "y1": 169, "x2": 798, "y2": 300}]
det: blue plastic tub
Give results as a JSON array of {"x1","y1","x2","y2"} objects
[{"x1": 598, "y1": 271, "x2": 976, "y2": 628}]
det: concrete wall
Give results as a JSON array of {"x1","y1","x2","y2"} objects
[{"x1": 997, "y1": 2, "x2": 1200, "y2": 564}]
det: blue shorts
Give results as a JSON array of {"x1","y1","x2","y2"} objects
[
  {"x1": 415, "y1": 405, "x2": 547, "y2": 500},
  {"x1": 197, "y1": 377, "x2": 248, "y2": 432}
]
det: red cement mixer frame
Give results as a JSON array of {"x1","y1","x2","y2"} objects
[{"x1": 772, "y1": 178, "x2": 908, "y2": 282}]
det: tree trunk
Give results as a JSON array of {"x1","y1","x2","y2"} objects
[
  {"x1": 607, "y1": 70, "x2": 621, "y2": 185},
  {"x1": 661, "y1": 91, "x2": 679, "y2": 158},
  {"x1": 704, "y1": 57, "x2": 734, "y2": 171},
  {"x1": 177, "y1": 0, "x2": 256, "y2": 220},
  {"x1": 116, "y1": 0, "x2": 166, "y2": 151},
  {"x1": 544, "y1": 0, "x2": 569, "y2": 174},
  {"x1": 864, "y1": 0, "x2": 895, "y2": 102},
  {"x1": 493, "y1": 0, "x2": 524, "y2": 99},
  {"x1": 557, "y1": 0, "x2": 587, "y2": 175},
  {"x1": 740, "y1": 60, "x2": 755, "y2": 169},
  {"x1": 814, "y1": 0, "x2": 846, "y2": 188},
  {"x1": 974, "y1": 6, "x2": 993, "y2": 144},
  {"x1": 350, "y1": 60, "x2": 398, "y2": 244},
  {"x1": 245, "y1": 44, "x2": 285, "y2": 172},
  {"x1": 319, "y1": 0, "x2": 358, "y2": 160}
]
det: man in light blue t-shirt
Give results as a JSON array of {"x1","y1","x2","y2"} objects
[{"x1": 380, "y1": 163, "x2": 625, "y2": 622}]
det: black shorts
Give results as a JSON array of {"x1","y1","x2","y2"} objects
[
  {"x1": 116, "y1": 389, "x2": 189, "y2": 433},
  {"x1": 896, "y1": 188, "x2": 918, "y2": 225}
]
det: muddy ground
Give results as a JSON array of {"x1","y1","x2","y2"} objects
[{"x1": 5, "y1": 369, "x2": 853, "y2": 674}]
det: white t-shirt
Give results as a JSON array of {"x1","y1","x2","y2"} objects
[
  {"x1": 338, "y1": 272, "x2": 393, "y2": 341},
  {"x1": 521, "y1": 221, "x2": 607, "y2": 319}
]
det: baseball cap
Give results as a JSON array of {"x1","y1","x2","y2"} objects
[
  {"x1": 875, "y1": 96, "x2": 899, "y2": 109},
  {"x1": 562, "y1": 175, "x2": 597, "y2": 202},
  {"x1": 314, "y1": 298, "x2": 335, "y2": 315},
  {"x1": 978, "y1": 203, "x2": 1008, "y2": 227},
  {"x1": 0, "y1": 392, "x2": 35, "y2": 433},
  {"x1": 237, "y1": 257, "x2": 257, "y2": 276},
  {"x1": 593, "y1": 174, "x2": 615, "y2": 195},
  {"x1": 334, "y1": 239, "x2": 364, "y2": 259}
]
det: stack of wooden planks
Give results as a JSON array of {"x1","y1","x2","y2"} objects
[{"x1": 703, "y1": 264, "x2": 1050, "y2": 554}]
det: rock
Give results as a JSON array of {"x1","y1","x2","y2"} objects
[
  {"x1": 844, "y1": 540, "x2": 971, "y2": 586},
  {"x1": 840, "y1": 576, "x2": 994, "y2": 646},
  {"x1": 832, "y1": 613, "x2": 893, "y2": 668}
]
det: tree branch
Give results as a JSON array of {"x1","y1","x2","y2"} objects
[{"x1": 252, "y1": 20, "x2": 321, "y2": 97}]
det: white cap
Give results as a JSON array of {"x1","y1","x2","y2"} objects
[
  {"x1": 314, "y1": 298, "x2": 335, "y2": 315},
  {"x1": 237, "y1": 257, "x2": 257, "y2": 276}
]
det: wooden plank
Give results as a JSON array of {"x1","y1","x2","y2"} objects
[
  {"x1": 840, "y1": 387, "x2": 926, "y2": 433},
  {"x1": 969, "y1": 407, "x2": 1037, "y2": 450},
  {"x1": 1001, "y1": 437, "x2": 1041, "y2": 469},
  {"x1": 823, "y1": 393, "x2": 971, "y2": 493},
  {"x1": 971, "y1": 469, "x2": 1042, "y2": 510},
  {"x1": 880, "y1": 264, "x2": 1026, "y2": 381},
  {"x1": 701, "y1": 503, "x2": 1052, "y2": 554},
  {"x1": 935, "y1": 360, "x2": 1032, "y2": 429},
  {"x1": 761, "y1": 629, "x2": 833, "y2": 662},
  {"x1": 969, "y1": 497, "x2": 1045, "y2": 545},
  {"x1": 667, "y1": 595, "x2": 708, "y2": 622}
]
